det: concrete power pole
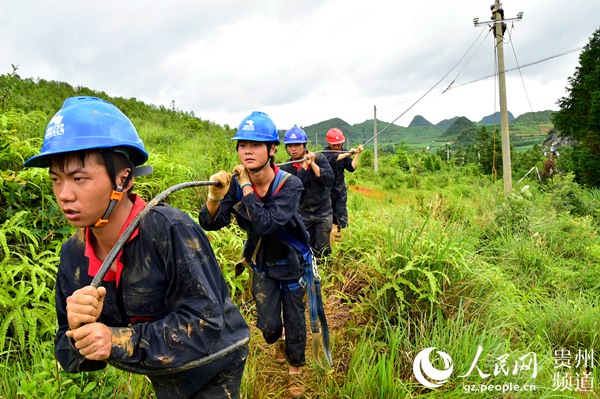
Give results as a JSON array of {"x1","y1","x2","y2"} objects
[
  {"x1": 374, "y1": 105, "x2": 378, "y2": 173},
  {"x1": 493, "y1": 1, "x2": 512, "y2": 196},
  {"x1": 474, "y1": 2, "x2": 523, "y2": 196}
]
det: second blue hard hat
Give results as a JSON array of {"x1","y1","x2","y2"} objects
[
  {"x1": 283, "y1": 126, "x2": 308, "y2": 144},
  {"x1": 232, "y1": 111, "x2": 280, "y2": 144}
]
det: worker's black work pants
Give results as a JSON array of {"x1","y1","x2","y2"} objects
[
  {"x1": 192, "y1": 353, "x2": 246, "y2": 398},
  {"x1": 251, "y1": 271, "x2": 307, "y2": 367},
  {"x1": 153, "y1": 345, "x2": 248, "y2": 399},
  {"x1": 301, "y1": 211, "x2": 333, "y2": 257},
  {"x1": 331, "y1": 189, "x2": 349, "y2": 229}
]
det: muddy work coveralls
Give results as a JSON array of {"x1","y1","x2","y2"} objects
[
  {"x1": 55, "y1": 195, "x2": 250, "y2": 399},
  {"x1": 199, "y1": 165, "x2": 309, "y2": 367},
  {"x1": 323, "y1": 145, "x2": 356, "y2": 229},
  {"x1": 280, "y1": 152, "x2": 334, "y2": 257}
]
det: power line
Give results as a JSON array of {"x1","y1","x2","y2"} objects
[
  {"x1": 363, "y1": 28, "x2": 489, "y2": 146},
  {"x1": 443, "y1": 27, "x2": 492, "y2": 94},
  {"x1": 447, "y1": 46, "x2": 583, "y2": 90},
  {"x1": 359, "y1": 41, "x2": 582, "y2": 147},
  {"x1": 506, "y1": 26, "x2": 544, "y2": 135},
  {"x1": 371, "y1": 44, "x2": 580, "y2": 129}
]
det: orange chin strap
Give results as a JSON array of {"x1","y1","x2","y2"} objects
[{"x1": 94, "y1": 186, "x2": 124, "y2": 227}]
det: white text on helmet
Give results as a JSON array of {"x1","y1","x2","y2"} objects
[
  {"x1": 45, "y1": 114, "x2": 65, "y2": 139},
  {"x1": 241, "y1": 120, "x2": 255, "y2": 132}
]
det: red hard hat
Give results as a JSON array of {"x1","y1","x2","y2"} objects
[{"x1": 326, "y1": 128, "x2": 345, "y2": 144}]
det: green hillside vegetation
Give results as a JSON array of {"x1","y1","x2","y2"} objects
[
  {"x1": 1, "y1": 73, "x2": 599, "y2": 398},
  {"x1": 441, "y1": 116, "x2": 478, "y2": 139},
  {"x1": 509, "y1": 111, "x2": 556, "y2": 151}
]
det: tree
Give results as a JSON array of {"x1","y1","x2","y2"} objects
[
  {"x1": 474, "y1": 126, "x2": 503, "y2": 178},
  {"x1": 552, "y1": 27, "x2": 600, "y2": 186},
  {"x1": 0, "y1": 64, "x2": 19, "y2": 112}
]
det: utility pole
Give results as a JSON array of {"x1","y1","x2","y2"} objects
[
  {"x1": 374, "y1": 105, "x2": 378, "y2": 173},
  {"x1": 474, "y1": 2, "x2": 523, "y2": 196}
]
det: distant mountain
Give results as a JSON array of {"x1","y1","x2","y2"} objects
[
  {"x1": 300, "y1": 110, "x2": 555, "y2": 149},
  {"x1": 479, "y1": 111, "x2": 515, "y2": 124},
  {"x1": 408, "y1": 115, "x2": 433, "y2": 127},
  {"x1": 303, "y1": 118, "x2": 405, "y2": 148},
  {"x1": 435, "y1": 117, "x2": 460, "y2": 131},
  {"x1": 300, "y1": 117, "x2": 352, "y2": 134},
  {"x1": 300, "y1": 118, "x2": 353, "y2": 147},
  {"x1": 442, "y1": 117, "x2": 480, "y2": 146}
]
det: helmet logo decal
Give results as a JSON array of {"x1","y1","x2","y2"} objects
[
  {"x1": 290, "y1": 133, "x2": 298, "y2": 139},
  {"x1": 45, "y1": 114, "x2": 65, "y2": 139},
  {"x1": 241, "y1": 120, "x2": 255, "y2": 132}
]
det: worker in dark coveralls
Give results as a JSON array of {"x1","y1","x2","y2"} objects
[
  {"x1": 199, "y1": 111, "x2": 310, "y2": 398},
  {"x1": 322, "y1": 128, "x2": 363, "y2": 234},
  {"x1": 280, "y1": 125, "x2": 334, "y2": 258},
  {"x1": 24, "y1": 96, "x2": 250, "y2": 399}
]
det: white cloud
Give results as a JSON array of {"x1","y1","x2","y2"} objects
[{"x1": 2, "y1": 0, "x2": 599, "y2": 131}]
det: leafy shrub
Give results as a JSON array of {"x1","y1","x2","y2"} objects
[
  {"x1": 543, "y1": 172, "x2": 594, "y2": 216},
  {"x1": 488, "y1": 185, "x2": 534, "y2": 236}
]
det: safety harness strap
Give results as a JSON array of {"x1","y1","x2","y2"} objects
[{"x1": 280, "y1": 230, "x2": 332, "y2": 368}]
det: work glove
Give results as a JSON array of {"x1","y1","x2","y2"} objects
[
  {"x1": 208, "y1": 170, "x2": 231, "y2": 202},
  {"x1": 302, "y1": 151, "x2": 314, "y2": 168},
  {"x1": 233, "y1": 164, "x2": 251, "y2": 187},
  {"x1": 350, "y1": 144, "x2": 364, "y2": 154}
]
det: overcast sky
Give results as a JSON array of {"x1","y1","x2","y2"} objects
[{"x1": 2, "y1": 1, "x2": 599, "y2": 131}]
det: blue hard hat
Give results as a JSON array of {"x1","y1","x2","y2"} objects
[
  {"x1": 231, "y1": 111, "x2": 280, "y2": 144},
  {"x1": 24, "y1": 96, "x2": 148, "y2": 168},
  {"x1": 284, "y1": 126, "x2": 308, "y2": 144}
]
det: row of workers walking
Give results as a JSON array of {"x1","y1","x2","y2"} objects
[
  {"x1": 280, "y1": 124, "x2": 364, "y2": 258},
  {"x1": 205, "y1": 111, "x2": 363, "y2": 397}
]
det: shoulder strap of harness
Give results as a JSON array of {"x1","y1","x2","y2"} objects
[{"x1": 235, "y1": 167, "x2": 291, "y2": 201}]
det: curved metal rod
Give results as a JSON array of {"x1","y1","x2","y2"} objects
[
  {"x1": 107, "y1": 337, "x2": 250, "y2": 375},
  {"x1": 316, "y1": 150, "x2": 353, "y2": 154}
]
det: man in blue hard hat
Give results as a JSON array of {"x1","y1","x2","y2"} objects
[
  {"x1": 280, "y1": 125, "x2": 334, "y2": 258},
  {"x1": 199, "y1": 111, "x2": 311, "y2": 398},
  {"x1": 24, "y1": 96, "x2": 250, "y2": 399}
]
